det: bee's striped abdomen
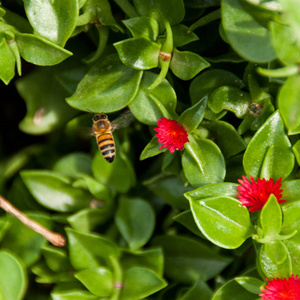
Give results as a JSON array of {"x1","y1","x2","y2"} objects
[{"x1": 97, "y1": 133, "x2": 115, "y2": 163}]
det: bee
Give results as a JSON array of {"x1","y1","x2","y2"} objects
[{"x1": 92, "y1": 110, "x2": 134, "y2": 163}]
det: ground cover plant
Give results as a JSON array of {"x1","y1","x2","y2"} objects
[{"x1": 0, "y1": 0, "x2": 300, "y2": 299}]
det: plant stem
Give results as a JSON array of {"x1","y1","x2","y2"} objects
[
  {"x1": 188, "y1": 9, "x2": 221, "y2": 32},
  {"x1": 110, "y1": 255, "x2": 123, "y2": 300},
  {"x1": 113, "y1": 0, "x2": 138, "y2": 18},
  {"x1": 0, "y1": 195, "x2": 65, "y2": 247}
]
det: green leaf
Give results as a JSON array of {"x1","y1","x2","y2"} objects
[
  {"x1": 172, "y1": 24, "x2": 199, "y2": 47},
  {"x1": 281, "y1": 203, "x2": 300, "y2": 274},
  {"x1": 282, "y1": 180, "x2": 300, "y2": 203},
  {"x1": 0, "y1": 36, "x2": 15, "y2": 84},
  {"x1": 51, "y1": 289, "x2": 98, "y2": 300},
  {"x1": 120, "y1": 267, "x2": 167, "y2": 300},
  {"x1": 74, "y1": 267, "x2": 113, "y2": 297},
  {"x1": 0, "y1": 250, "x2": 27, "y2": 300},
  {"x1": 270, "y1": 21, "x2": 300, "y2": 65},
  {"x1": 202, "y1": 120, "x2": 246, "y2": 159},
  {"x1": 1, "y1": 213, "x2": 53, "y2": 266},
  {"x1": 115, "y1": 197, "x2": 155, "y2": 250},
  {"x1": 243, "y1": 111, "x2": 295, "y2": 180},
  {"x1": 235, "y1": 277, "x2": 263, "y2": 295},
  {"x1": 67, "y1": 54, "x2": 143, "y2": 112},
  {"x1": 152, "y1": 235, "x2": 232, "y2": 284},
  {"x1": 41, "y1": 245, "x2": 71, "y2": 273},
  {"x1": 53, "y1": 152, "x2": 93, "y2": 177},
  {"x1": 15, "y1": 32, "x2": 72, "y2": 65},
  {"x1": 185, "y1": 182, "x2": 239, "y2": 202},
  {"x1": 133, "y1": 0, "x2": 185, "y2": 26},
  {"x1": 222, "y1": 0, "x2": 276, "y2": 62},
  {"x1": 143, "y1": 174, "x2": 193, "y2": 210},
  {"x1": 178, "y1": 96, "x2": 207, "y2": 134},
  {"x1": 278, "y1": 75, "x2": 300, "y2": 135},
  {"x1": 24, "y1": 0, "x2": 78, "y2": 46},
  {"x1": 189, "y1": 196, "x2": 254, "y2": 249},
  {"x1": 182, "y1": 135, "x2": 226, "y2": 188},
  {"x1": 170, "y1": 48, "x2": 210, "y2": 80},
  {"x1": 92, "y1": 147, "x2": 135, "y2": 194},
  {"x1": 212, "y1": 277, "x2": 261, "y2": 300},
  {"x1": 259, "y1": 242, "x2": 291, "y2": 278},
  {"x1": 260, "y1": 195, "x2": 282, "y2": 236},
  {"x1": 129, "y1": 71, "x2": 177, "y2": 125},
  {"x1": 121, "y1": 248, "x2": 164, "y2": 276},
  {"x1": 208, "y1": 86, "x2": 251, "y2": 118},
  {"x1": 264, "y1": 241, "x2": 287, "y2": 265},
  {"x1": 16, "y1": 67, "x2": 78, "y2": 135},
  {"x1": 122, "y1": 17, "x2": 159, "y2": 41},
  {"x1": 20, "y1": 170, "x2": 92, "y2": 212},
  {"x1": 140, "y1": 136, "x2": 167, "y2": 160},
  {"x1": 180, "y1": 279, "x2": 212, "y2": 300},
  {"x1": 66, "y1": 228, "x2": 120, "y2": 270},
  {"x1": 114, "y1": 37, "x2": 161, "y2": 70}
]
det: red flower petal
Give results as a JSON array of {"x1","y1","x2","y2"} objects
[
  {"x1": 260, "y1": 274, "x2": 300, "y2": 300},
  {"x1": 154, "y1": 117, "x2": 189, "y2": 153},
  {"x1": 236, "y1": 176, "x2": 285, "y2": 212}
]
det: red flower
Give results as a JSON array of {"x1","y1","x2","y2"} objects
[
  {"x1": 260, "y1": 274, "x2": 300, "y2": 300},
  {"x1": 237, "y1": 176, "x2": 285, "y2": 212},
  {"x1": 154, "y1": 117, "x2": 189, "y2": 154}
]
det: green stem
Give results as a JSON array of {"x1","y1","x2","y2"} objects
[
  {"x1": 84, "y1": 25, "x2": 109, "y2": 64},
  {"x1": 110, "y1": 255, "x2": 123, "y2": 300},
  {"x1": 113, "y1": 0, "x2": 138, "y2": 18},
  {"x1": 148, "y1": 19, "x2": 173, "y2": 90},
  {"x1": 188, "y1": 9, "x2": 221, "y2": 32}
]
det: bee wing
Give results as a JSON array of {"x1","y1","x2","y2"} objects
[{"x1": 111, "y1": 109, "x2": 135, "y2": 130}]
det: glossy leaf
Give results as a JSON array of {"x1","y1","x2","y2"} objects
[
  {"x1": 114, "y1": 37, "x2": 161, "y2": 70},
  {"x1": 202, "y1": 120, "x2": 246, "y2": 159},
  {"x1": 208, "y1": 86, "x2": 251, "y2": 118},
  {"x1": 243, "y1": 111, "x2": 294, "y2": 180},
  {"x1": 16, "y1": 32, "x2": 72, "y2": 65},
  {"x1": 212, "y1": 277, "x2": 260, "y2": 300},
  {"x1": 259, "y1": 242, "x2": 291, "y2": 278},
  {"x1": 278, "y1": 75, "x2": 300, "y2": 135},
  {"x1": 51, "y1": 289, "x2": 98, "y2": 300},
  {"x1": 181, "y1": 279, "x2": 212, "y2": 300},
  {"x1": 115, "y1": 197, "x2": 155, "y2": 250},
  {"x1": 122, "y1": 17, "x2": 159, "y2": 41},
  {"x1": 129, "y1": 71, "x2": 177, "y2": 125},
  {"x1": 281, "y1": 180, "x2": 300, "y2": 203},
  {"x1": 235, "y1": 277, "x2": 263, "y2": 295},
  {"x1": 185, "y1": 182, "x2": 239, "y2": 202},
  {"x1": 170, "y1": 48, "x2": 210, "y2": 80},
  {"x1": 182, "y1": 135, "x2": 226, "y2": 188},
  {"x1": 133, "y1": 0, "x2": 185, "y2": 26},
  {"x1": 16, "y1": 67, "x2": 78, "y2": 135},
  {"x1": 260, "y1": 195, "x2": 282, "y2": 236},
  {"x1": 20, "y1": 170, "x2": 92, "y2": 212},
  {"x1": 0, "y1": 36, "x2": 15, "y2": 84},
  {"x1": 120, "y1": 267, "x2": 167, "y2": 300},
  {"x1": 66, "y1": 228, "x2": 120, "y2": 270},
  {"x1": 152, "y1": 235, "x2": 232, "y2": 284},
  {"x1": 0, "y1": 250, "x2": 27, "y2": 300},
  {"x1": 74, "y1": 267, "x2": 113, "y2": 297},
  {"x1": 270, "y1": 21, "x2": 300, "y2": 65},
  {"x1": 189, "y1": 196, "x2": 254, "y2": 249},
  {"x1": 178, "y1": 96, "x2": 207, "y2": 134},
  {"x1": 190, "y1": 69, "x2": 245, "y2": 105},
  {"x1": 172, "y1": 24, "x2": 199, "y2": 47},
  {"x1": 140, "y1": 136, "x2": 167, "y2": 160},
  {"x1": 67, "y1": 54, "x2": 143, "y2": 113},
  {"x1": 222, "y1": 0, "x2": 276, "y2": 62},
  {"x1": 24, "y1": 0, "x2": 78, "y2": 46}
]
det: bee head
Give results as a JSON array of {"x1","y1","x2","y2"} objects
[{"x1": 93, "y1": 113, "x2": 107, "y2": 122}]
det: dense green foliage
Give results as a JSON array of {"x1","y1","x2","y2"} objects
[{"x1": 0, "y1": 0, "x2": 300, "y2": 299}]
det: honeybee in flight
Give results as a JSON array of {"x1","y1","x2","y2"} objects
[{"x1": 92, "y1": 109, "x2": 134, "y2": 163}]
